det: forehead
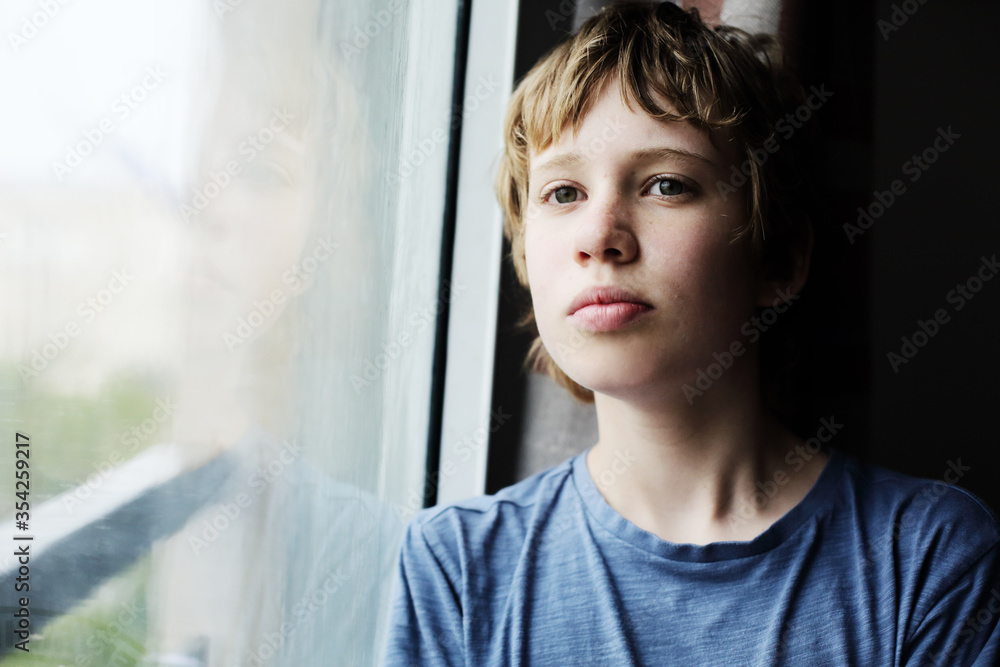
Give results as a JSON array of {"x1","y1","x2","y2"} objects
[{"x1": 527, "y1": 83, "x2": 737, "y2": 180}]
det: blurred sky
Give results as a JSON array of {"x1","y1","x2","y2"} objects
[{"x1": 0, "y1": 0, "x2": 205, "y2": 191}]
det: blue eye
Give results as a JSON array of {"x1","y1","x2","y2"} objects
[{"x1": 651, "y1": 178, "x2": 687, "y2": 196}]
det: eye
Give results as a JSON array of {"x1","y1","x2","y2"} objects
[
  {"x1": 552, "y1": 186, "x2": 576, "y2": 204},
  {"x1": 644, "y1": 177, "x2": 691, "y2": 198},
  {"x1": 541, "y1": 185, "x2": 580, "y2": 204}
]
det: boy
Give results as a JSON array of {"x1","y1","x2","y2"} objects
[{"x1": 384, "y1": 2, "x2": 1000, "y2": 664}]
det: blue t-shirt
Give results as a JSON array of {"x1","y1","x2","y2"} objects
[{"x1": 383, "y1": 444, "x2": 1000, "y2": 666}]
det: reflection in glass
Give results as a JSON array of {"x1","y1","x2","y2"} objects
[{"x1": 1, "y1": 0, "x2": 457, "y2": 663}]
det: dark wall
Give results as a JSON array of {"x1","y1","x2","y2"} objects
[{"x1": 868, "y1": 0, "x2": 1000, "y2": 512}]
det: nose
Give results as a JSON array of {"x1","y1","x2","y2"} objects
[{"x1": 573, "y1": 192, "x2": 638, "y2": 266}]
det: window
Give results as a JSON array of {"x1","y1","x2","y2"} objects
[{"x1": 0, "y1": 0, "x2": 470, "y2": 663}]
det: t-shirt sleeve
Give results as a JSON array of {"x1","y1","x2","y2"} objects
[
  {"x1": 383, "y1": 515, "x2": 465, "y2": 666},
  {"x1": 902, "y1": 539, "x2": 1000, "y2": 667}
]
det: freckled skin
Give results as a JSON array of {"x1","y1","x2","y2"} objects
[{"x1": 524, "y1": 83, "x2": 770, "y2": 404}]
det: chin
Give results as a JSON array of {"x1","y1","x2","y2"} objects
[{"x1": 559, "y1": 357, "x2": 665, "y2": 400}]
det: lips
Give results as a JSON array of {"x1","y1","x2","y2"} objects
[{"x1": 567, "y1": 286, "x2": 653, "y2": 332}]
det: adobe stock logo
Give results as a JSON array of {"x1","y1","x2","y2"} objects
[
  {"x1": 8, "y1": 0, "x2": 72, "y2": 53},
  {"x1": 385, "y1": 75, "x2": 501, "y2": 185},
  {"x1": 843, "y1": 126, "x2": 960, "y2": 244},
  {"x1": 877, "y1": 0, "x2": 929, "y2": 41},
  {"x1": 392, "y1": 405, "x2": 512, "y2": 520},
  {"x1": 180, "y1": 108, "x2": 295, "y2": 222},
  {"x1": 592, "y1": 449, "x2": 638, "y2": 491},
  {"x1": 682, "y1": 287, "x2": 798, "y2": 405},
  {"x1": 19, "y1": 269, "x2": 135, "y2": 382},
  {"x1": 729, "y1": 417, "x2": 843, "y2": 531},
  {"x1": 716, "y1": 84, "x2": 833, "y2": 201},
  {"x1": 339, "y1": 0, "x2": 406, "y2": 62},
  {"x1": 51, "y1": 66, "x2": 169, "y2": 181},
  {"x1": 886, "y1": 254, "x2": 997, "y2": 373}
]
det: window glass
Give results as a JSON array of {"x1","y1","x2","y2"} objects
[{"x1": 0, "y1": 0, "x2": 458, "y2": 663}]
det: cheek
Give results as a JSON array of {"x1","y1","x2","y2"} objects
[
  {"x1": 643, "y1": 224, "x2": 755, "y2": 321},
  {"x1": 524, "y1": 228, "x2": 564, "y2": 332},
  {"x1": 524, "y1": 227, "x2": 554, "y2": 295},
  {"x1": 644, "y1": 225, "x2": 720, "y2": 286}
]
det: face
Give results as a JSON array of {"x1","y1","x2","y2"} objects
[
  {"x1": 182, "y1": 73, "x2": 316, "y2": 357},
  {"x1": 523, "y1": 81, "x2": 765, "y2": 403}
]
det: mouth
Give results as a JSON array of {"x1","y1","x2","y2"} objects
[{"x1": 567, "y1": 286, "x2": 653, "y2": 332}]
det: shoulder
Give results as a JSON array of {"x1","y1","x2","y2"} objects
[
  {"x1": 834, "y1": 454, "x2": 1000, "y2": 662},
  {"x1": 401, "y1": 454, "x2": 579, "y2": 567},
  {"x1": 839, "y1": 452, "x2": 999, "y2": 547},
  {"x1": 833, "y1": 450, "x2": 1000, "y2": 599}
]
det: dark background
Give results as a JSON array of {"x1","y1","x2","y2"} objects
[{"x1": 486, "y1": 0, "x2": 1000, "y2": 515}]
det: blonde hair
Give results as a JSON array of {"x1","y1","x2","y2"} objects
[{"x1": 496, "y1": 0, "x2": 815, "y2": 403}]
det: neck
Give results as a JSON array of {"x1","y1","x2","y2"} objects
[{"x1": 586, "y1": 372, "x2": 825, "y2": 545}]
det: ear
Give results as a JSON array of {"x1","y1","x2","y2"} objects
[{"x1": 754, "y1": 224, "x2": 812, "y2": 308}]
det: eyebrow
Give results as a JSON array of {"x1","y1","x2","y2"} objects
[{"x1": 530, "y1": 146, "x2": 716, "y2": 178}]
